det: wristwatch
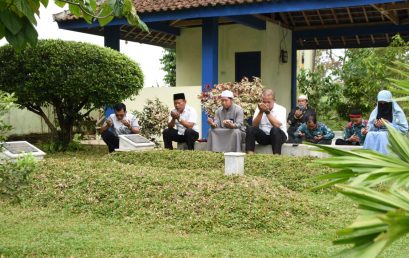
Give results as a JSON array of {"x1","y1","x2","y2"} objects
[{"x1": 264, "y1": 110, "x2": 270, "y2": 115}]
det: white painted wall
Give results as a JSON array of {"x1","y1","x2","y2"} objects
[
  {"x1": 4, "y1": 107, "x2": 54, "y2": 136},
  {"x1": 5, "y1": 86, "x2": 203, "y2": 137}
]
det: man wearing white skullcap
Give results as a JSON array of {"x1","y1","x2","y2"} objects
[
  {"x1": 286, "y1": 94, "x2": 316, "y2": 143},
  {"x1": 207, "y1": 90, "x2": 245, "y2": 152}
]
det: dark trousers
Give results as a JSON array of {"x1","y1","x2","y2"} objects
[
  {"x1": 303, "y1": 138, "x2": 332, "y2": 145},
  {"x1": 335, "y1": 139, "x2": 360, "y2": 146},
  {"x1": 287, "y1": 125, "x2": 301, "y2": 143},
  {"x1": 245, "y1": 126, "x2": 287, "y2": 154},
  {"x1": 101, "y1": 130, "x2": 119, "y2": 153},
  {"x1": 163, "y1": 128, "x2": 199, "y2": 150}
]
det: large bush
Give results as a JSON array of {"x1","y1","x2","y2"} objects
[
  {"x1": 199, "y1": 77, "x2": 264, "y2": 118},
  {"x1": 0, "y1": 40, "x2": 144, "y2": 149}
]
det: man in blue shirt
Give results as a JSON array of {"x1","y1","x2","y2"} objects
[
  {"x1": 335, "y1": 110, "x2": 368, "y2": 146},
  {"x1": 294, "y1": 114, "x2": 334, "y2": 145}
]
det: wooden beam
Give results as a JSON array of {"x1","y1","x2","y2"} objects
[
  {"x1": 302, "y1": 11, "x2": 311, "y2": 26},
  {"x1": 371, "y1": 4, "x2": 400, "y2": 25},
  {"x1": 355, "y1": 35, "x2": 361, "y2": 45},
  {"x1": 171, "y1": 18, "x2": 231, "y2": 27},
  {"x1": 363, "y1": 7, "x2": 369, "y2": 22},
  {"x1": 347, "y1": 8, "x2": 354, "y2": 23},
  {"x1": 150, "y1": 32, "x2": 162, "y2": 43},
  {"x1": 254, "y1": 14, "x2": 292, "y2": 29},
  {"x1": 277, "y1": 13, "x2": 288, "y2": 24},
  {"x1": 293, "y1": 21, "x2": 391, "y2": 31},
  {"x1": 380, "y1": 2, "x2": 409, "y2": 11},
  {"x1": 170, "y1": 19, "x2": 181, "y2": 26},
  {"x1": 317, "y1": 10, "x2": 324, "y2": 25},
  {"x1": 135, "y1": 31, "x2": 146, "y2": 38},
  {"x1": 124, "y1": 26, "x2": 138, "y2": 38},
  {"x1": 287, "y1": 12, "x2": 296, "y2": 26},
  {"x1": 331, "y1": 9, "x2": 339, "y2": 24}
]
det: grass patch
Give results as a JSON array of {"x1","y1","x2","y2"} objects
[{"x1": 1, "y1": 146, "x2": 408, "y2": 257}]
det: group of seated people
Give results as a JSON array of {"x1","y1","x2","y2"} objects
[{"x1": 100, "y1": 89, "x2": 408, "y2": 155}]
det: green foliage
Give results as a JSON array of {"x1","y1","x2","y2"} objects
[
  {"x1": 313, "y1": 61, "x2": 409, "y2": 257},
  {"x1": 0, "y1": 91, "x2": 16, "y2": 142},
  {"x1": 335, "y1": 35, "x2": 409, "y2": 119},
  {"x1": 18, "y1": 149, "x2": 337, "y2": 235},
  {"x1": 133, "y1": 98, "x2": 169, "y2": 144},
  {"x1": 41, "y1": 134, "x2": 84, "y2": 153},
  {"x1": 160, "y1": 48, "x2": 176, "y2": 87},
  {"x1": 0, "y1": 155, "x2": 37, "y2": 202},
  {"x1": 0, "y1": 0, "x2": 147, "y2": 51},
  {"x1": 0, "y1": 39, "x2": 144, "y2": 149},
  {"x1": 297, "y1": 68, "x2": 341, "y2": 120}
]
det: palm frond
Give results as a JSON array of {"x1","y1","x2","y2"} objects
[
  {"x1": 312, "y1": 124, "x2": 409, "y2": 189},
  {"x1": 333, "y1": 185, "x2": 409, "y2": 257}
]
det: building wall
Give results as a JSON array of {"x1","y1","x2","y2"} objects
[
  {"x1": 4, "y1": 107, "x2": 54, "y2": 136},
  {"x1": 176, "y1": 21, "x2": 293, "y2": 111}
]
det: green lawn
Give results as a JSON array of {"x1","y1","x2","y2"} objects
[{"x1": 1, "y1": 146, "x2": 408, "y2": 257}]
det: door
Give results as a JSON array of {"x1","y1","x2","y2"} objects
[{"x1": 235, "y1": 51, "x2": 261, "y2": 82}]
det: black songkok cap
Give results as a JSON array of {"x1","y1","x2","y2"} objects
[{"x1": 173, "y1": 93, "x2": 185, "y2": 100}]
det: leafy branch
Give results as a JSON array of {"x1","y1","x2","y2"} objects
[{"x1": 0, "y1": 0, "x2": 148, "y2": 50}]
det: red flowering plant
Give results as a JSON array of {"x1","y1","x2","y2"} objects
[{"x1": 199, "y1": 77, "x2": 264, "y2": 120}]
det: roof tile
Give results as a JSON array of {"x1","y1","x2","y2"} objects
[{"x1": 134, "y1": 0, "x2": 273, "y2": 13}]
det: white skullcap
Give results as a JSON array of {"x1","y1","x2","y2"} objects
[
  {"x1": 298, "y1": 95, "x2": 308, "y2": 101},
  {"x1": 221, "y1": 90, "x2": 234, "y2": 99}
]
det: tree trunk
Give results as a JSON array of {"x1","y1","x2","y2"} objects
[
  {"x1": 54, "y1": 105, "x2": 75, "y2": 150},
  {"x1": 26, "y1": 105, "x2": 58, "y2": 135},
  {"x1": 57, "y1": 118, "x2": 74, "y2": 150}
]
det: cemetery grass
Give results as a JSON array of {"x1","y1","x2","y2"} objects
[{"x1": 1, "y1": 146, "x2": 409, "y2": 257}]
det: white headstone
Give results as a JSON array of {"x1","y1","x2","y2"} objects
[
  {"x1": 116, "y1": 134, "x2": 155, "y2": 152},
  {"x1": 224, "y1": 152, "x2": 246, "y2": 176},
  {"x1": 1, "y1": 141, "x2": 46, "y2": 162}
]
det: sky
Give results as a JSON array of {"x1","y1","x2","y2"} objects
[{"x1": 0, "y1": 2, "x2": 166, "y2": 88}]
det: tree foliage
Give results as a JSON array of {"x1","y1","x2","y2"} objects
[
  {"x1": 297, "y1": 68, "x2": 341, "y2": 119},
  {"x1": 313, "y1": 62, "x2": 409, "y2": 257},
  {"x1": 0, "y1": 0, "x2": 148, "y2": 50},
  {"x1": 334, "y1": 35, "x2": 409, "y2": 119},
  {"x1": 0, "y1": 91, "x2": 16, "y2": 142},
  {"x1": 0, "y1": 39, "x2": 144, "y2": 149},
  {"x1": 160, "y1": 48, "x2": 176, "y2": 87}
]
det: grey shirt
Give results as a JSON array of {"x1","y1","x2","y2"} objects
[{"x1": 214, "y1": 103, "x2": 244, "y2": 130}]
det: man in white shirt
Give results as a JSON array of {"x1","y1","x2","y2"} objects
[
  {"x1": 100, "y1": 103, "x2": 140, "y2": 153},
  {"x1": 163, "y1": 93, "x2": 199, "y2": 150},
  {"x1": 245, "y1": 89, "x2": 287, "y2": 154}
]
